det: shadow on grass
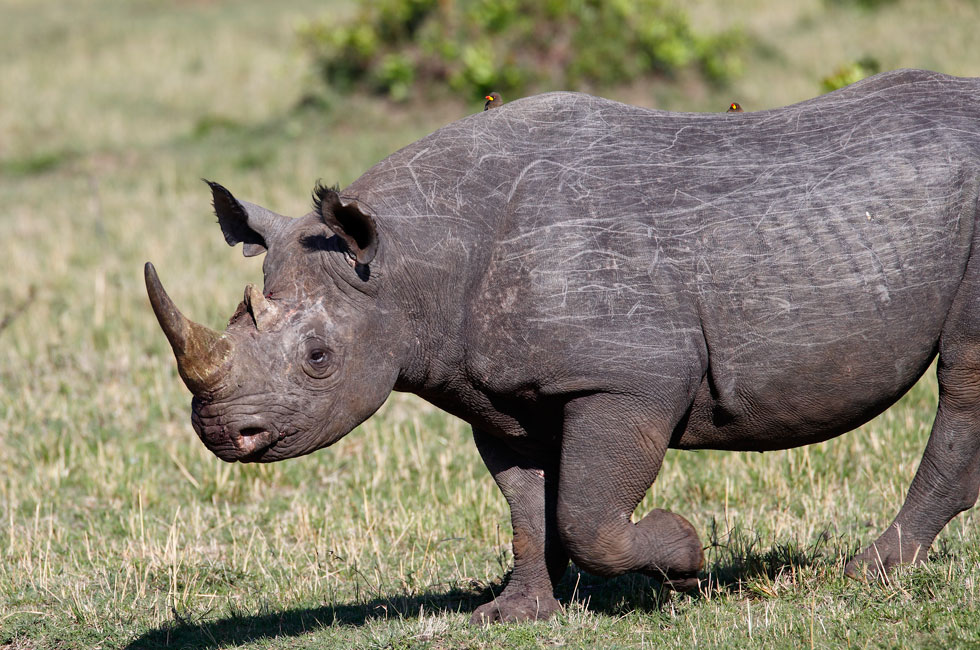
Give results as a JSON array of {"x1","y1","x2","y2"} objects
[
  {"x1": 124, "y1": 573, "x2": 676, "y2": 649},
  {"x1": 123, "y1": 583, "x2": 493, "y2": 649},
  {"x1": 124, "y1": 526, "x2": 841, "y2": 648},
  {"x1": 568, "y1": 522, "x2": 843, "y2": 616},
  {"x1": 697, "y1": 519, "x2": 843, "y2": 595}
]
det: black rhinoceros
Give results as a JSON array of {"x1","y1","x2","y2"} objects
[{"x1": 146, "y1": 68, "x2": 980, "y2": 623}]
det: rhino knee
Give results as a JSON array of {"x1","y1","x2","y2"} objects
[
  {"x1": 556, "y1": 508, "x2": 635, "y2": 577},
  {"x1": 557, "y1": 504, "x2": 704, "y2": 579}
]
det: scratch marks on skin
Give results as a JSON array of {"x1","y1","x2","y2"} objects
[
  {"x1": 406, "y1": 148, "x2": 434, "y2": 207},
  {"x1": 506, "y1": 160, "x2": 552, "y2": 202},
  {"x1": 353, "y1": 70, "x2": 980, "y2": 382}
]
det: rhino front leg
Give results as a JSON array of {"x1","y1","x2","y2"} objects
[
  {"x1": 556, "y1": 393, "x2": 704, "y2": 589},
  {"x1": 470, "y1": 429, "x2": 568, "y2": 624},
  {"x1": 845, "y1": 351, "x2": 980, "y2": 581}
]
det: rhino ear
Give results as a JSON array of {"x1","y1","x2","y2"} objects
[
  {"x1": 205, "y1": 179, "x2": 289, "y2": 257},
  {"x1": 313, "y1": 181, "x2": 378, "y2": 266}
]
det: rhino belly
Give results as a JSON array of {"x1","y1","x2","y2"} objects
[{"x1": 674, "y1": 308, "x2": 943, "y2": 451}]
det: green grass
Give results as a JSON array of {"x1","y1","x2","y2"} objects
[{"x1": 4, "y1": 0, "x2": 980, "y2": 648}]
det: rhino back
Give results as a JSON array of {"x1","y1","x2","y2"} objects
[{"x1": 348, "y1": 70, "x2": 980, "y2": 429}]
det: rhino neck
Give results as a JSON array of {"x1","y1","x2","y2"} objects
[
  {"x1": 374, "y1": 215, "x2": 486, "y2": 398},
  {"x1": 342, "y1": 141, "x2": 515, "y2": 399}
]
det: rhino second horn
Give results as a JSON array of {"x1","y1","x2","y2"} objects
[
  {"x1": 244, "y1": 283, "x2": 278, "y2": 331},
  {"x1": 144, "y1": 262, "x2": 231, "y2": 395}
]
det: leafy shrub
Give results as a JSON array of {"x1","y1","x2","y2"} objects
[
  {"x1": 820, "y1": 56, "x2": 881, "y2": 93},
  {"x1": 299, "y1": 0, "x2": 743, "y2": 101}
]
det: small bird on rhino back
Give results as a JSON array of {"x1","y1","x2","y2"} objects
[
  {"x1": 484, "y1": 92, "x2": 503, "y2": 111},
  {"x1": 727, "y1": 102, "x2": 743, "y2": 113}
]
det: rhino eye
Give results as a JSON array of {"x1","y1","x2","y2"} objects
[{"x1": 303, "y1": 341, "x2": 334, "y2": 379}]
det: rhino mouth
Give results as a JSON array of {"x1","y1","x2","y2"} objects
[
  {"x1": 235, "y1": 427, "x2": 279, "y2": 462},
  {"x1": 191, "y1": 399, "x2": 283, "y2": 462}
]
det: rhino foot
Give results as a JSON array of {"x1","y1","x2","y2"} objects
[
  {"x1": 655, "y1": 568, "x2": 702, "y2": 592},
  {"x1": 844, "y1": 526, "x2": 928, "y2": 582},
  {"x1": 470, "y1": 590, "x2": 561, "y2": 624}
]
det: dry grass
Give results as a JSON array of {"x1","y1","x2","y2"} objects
[{"x1": 3, "y1": 0, "x2": 980, "y2": 647}]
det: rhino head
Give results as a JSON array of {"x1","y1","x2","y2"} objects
[{"x1": 146, "y1": 181, "x2": 403, "y2": 462}]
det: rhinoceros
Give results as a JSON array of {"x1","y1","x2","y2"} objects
[{"x1": 146, "y1": 68, "x2": 980, "y2": 623}]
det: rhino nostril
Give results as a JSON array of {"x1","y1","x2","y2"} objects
[{"x1": 234, "y1": 425, "x2": 276, "y2": 459}]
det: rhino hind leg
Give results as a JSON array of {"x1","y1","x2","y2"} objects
[
  {"x1": 555, "y1": 393, "x2": 704, "y2": 590},
  {"x1": 470, "y1": 429, "x2": 567, "y2": 624},
  {"x1": 845, "y1": 344, "x2": 980, "y2": 582}
]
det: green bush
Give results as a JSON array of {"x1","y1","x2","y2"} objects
[
  {"x1": 299, "y1": 0, "x2": 743, "y2": 101},
  {"x1": 820, "y1": 56, "x2": 881, "y2": 93}
]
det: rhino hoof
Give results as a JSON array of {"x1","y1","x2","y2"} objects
[
  {"x1": 659, "y1": 570, "x2": 701, "y2": 592},
  {"x1": 470, "y1": 592, "x2": 560, "y2": 624},
  {"x1": 844, "y1": 535, "x2": 928, "y2": 583}
]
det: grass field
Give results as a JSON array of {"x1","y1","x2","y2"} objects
[{"x1": 4, "y1": 0, "x2": 980, "y2": 647}]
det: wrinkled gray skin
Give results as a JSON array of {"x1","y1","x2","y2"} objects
[{"x1": 148, "y1": 69, "x2": 980, "y2": 623}]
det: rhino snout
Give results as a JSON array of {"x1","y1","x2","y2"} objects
[{"x1": 191, "y1": 402, "x2": 280, "y2": 462}]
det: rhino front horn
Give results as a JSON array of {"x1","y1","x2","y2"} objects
[{"x1": 144, "y1": 262, "x2": 231, "y2": 395}]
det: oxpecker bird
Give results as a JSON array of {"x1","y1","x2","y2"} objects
[{"x1": 484, "y1": 92, "x2": 502, "y2": 111}]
